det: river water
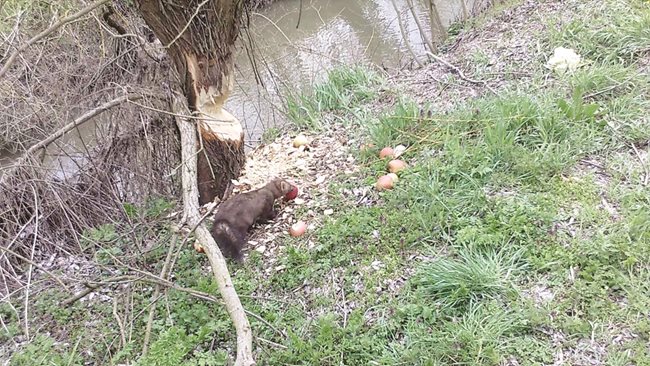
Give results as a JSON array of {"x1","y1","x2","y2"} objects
[
  {"x1": 2, "y1": 0, "x2": 488, "y2": 175},
  {"x1": 229, "y1": 0, "x2": 487, "y2": 143}
]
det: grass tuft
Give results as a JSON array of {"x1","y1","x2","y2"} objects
[
  {"x1": 415, "y1": 247, "x2": 524, "y2": 310},
  {"x1": 285, "y1": 66, "x2": 382, "y2": 130}
]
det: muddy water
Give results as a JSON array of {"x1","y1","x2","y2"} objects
[
  {"x1": 230, "y1": 0, "x2": 486, "y2": 142},
  {"x1": 2, "y1": 0, "x2": 486, "y2": 176}
]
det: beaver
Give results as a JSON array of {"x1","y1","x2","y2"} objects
[{"x1": 211, "y1": 178, "x2": 294, "y2": 261}]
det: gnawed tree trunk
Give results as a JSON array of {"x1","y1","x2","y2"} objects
[
  {"x1": 137, "y1": 0, "x2": 245, "y2": 204},
  {"x1": 135, "y1": 1, "x2": 254, "y2": 365}
]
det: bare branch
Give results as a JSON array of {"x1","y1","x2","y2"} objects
[
  {"x1": 0, "y1": 245, "x2": 70, "y2": 292},
  {"x1": 425, "y1": 51, "x2": 498, "y2": 95},
  {"x1": 142, "y1": 234, "x2": 177, "y2": 356},
  {"x1": 25, "y1": 93, "x2": 143, "y2": 156},
  {"x1": 165, "y1": 0, "x2": 210, "y2": 48},
  {"x1": 0, "y1": 0, "x2": 110, "y2": 79},
  {"x1": 171, "y1": 94, "x2": 255, "y2": 366}
]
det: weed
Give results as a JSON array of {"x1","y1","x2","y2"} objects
[
  {"x1": 11, "y1": 334, "x2": 83, "y2": 366},
  {"x1": 14, "y1": 0, "x2": 650, "y2": 364},
  {"x1": 261, "y1": 126, "x2": 281, "y2": 144}
]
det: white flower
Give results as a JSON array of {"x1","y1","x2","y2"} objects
[{"x1": 546, "y1": 47, "x2": 581, "y2": 74}]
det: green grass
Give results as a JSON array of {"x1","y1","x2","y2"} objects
[
  {"x1": 548, "y1": 0, "x2": 650, "y2": 63},
  {"x1": 8, "y1": 0, "x2": 650, "y2": 364},
  {"x1": 285, "y1": 66, "x2": 383, "y2": 130},
  {"x1": 415, "y1": 247, "x2": 524, "y2": 310}
]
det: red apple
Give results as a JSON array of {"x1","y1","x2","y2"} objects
[
  {"x1": 379, "y1": 147, "x2": 394, "y2": 159},
  {"x1": 285, "y1": 185, "x2": 299, "y2": 200},
  {"x1": 290, "y1": 221, "x2": 307, "y2": 237},
  {"x1": 376, "y1": 175, "x2": 394, "y2": 191},
  {"x1": 388, "y1": 159, "x2": 407, "y2": 173}
]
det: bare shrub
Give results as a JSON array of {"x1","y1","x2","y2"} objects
[{"x1": 0, "y1": 1, "x2": 185, "y2": 292}]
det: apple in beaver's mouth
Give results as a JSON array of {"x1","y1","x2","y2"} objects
[{"x1": 285, "y1": 186, "x2": 298, "y2": 201}]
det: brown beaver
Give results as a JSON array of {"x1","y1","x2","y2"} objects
[{"x1": 211, "y1": 178, "x2": 294, "y2": 262}]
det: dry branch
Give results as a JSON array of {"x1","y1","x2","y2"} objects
[
  {"x1": 0, "y1": 0, "x2": 110, "y2": 79},
  {"x1": 62, "y1": 270, "x2": 285, "y2": 339},
  {"x1": 0, "y1": 245, "x2": 69, "y2": 292},
  {"x1": 425, "y1": 51, "x2": 498, "y2": 95},
  {"x1": 25, "y1": 93, "x2": 143, "y2": 156},
  {"x1": 142, "y1": 234, "x2": 177, "y2": 355},
  {"x1": 172, "y1": 95, "x2": 255, "y2": 366}
]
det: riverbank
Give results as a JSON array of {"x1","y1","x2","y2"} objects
[{"x1": 6, "y1": 0, "x2": 650, "y2": 364}]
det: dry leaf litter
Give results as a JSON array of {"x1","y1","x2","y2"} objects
[{"x1": 207, "y1": 127, "x2": 366, "y2": 277}]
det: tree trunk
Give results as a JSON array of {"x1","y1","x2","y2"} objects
[
  {"x1": 135, "y1": 1, "x2": 254, "y2": 365},
  {"x1": 137, "y1": 0, "x2": 245, "y2": 204}
]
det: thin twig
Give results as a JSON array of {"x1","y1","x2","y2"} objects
[
  {"x1": 113, "y1": 296, "x2": 127, "y2": 349},
  {"x1": 583, "y1": 77, "x2": 633, "y2": 99},
  {"x1": 425, "y1": 51, "x2": 498, "y2": 95},
  {"x1": 165, "y1": 0, "x2": 210, "y2": 49},
  {"x1": 64, "y1": 270, "x2": 287, "y2": 338},
  {"x1": 0, "y1": 0, "x2": 110, "y2": 78},
  {"x1": 23, "y1": 185, "x2": 39, "y2": 340},
  {"x1": 25, "y1": 93, "x2": 143, "y2": 156},
  {"x1": 142, "y1": 234, "x2": 177, "y2": 356},
  {"x1": 256, "y1": 337, "x2": 287, "y2": 349},
  {"x1": 630, "y1": 143, "x2": 649, "y2": 186},
  {"x1": 0, "y1": 245, "x2": 70, "y2": 292}
]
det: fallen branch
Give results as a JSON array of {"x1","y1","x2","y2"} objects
[
  {"x1": 61, "y1": 275, "x2": 136, "y2": 307},
  {"x1": 61, "y1": 271, "x2": 285, "y2": 338},
  {"x1": 171, "y1": 94, "x2": 255, "y2": 366},
  {"x1": 631, "y1": 143, "x2": 649, "y2": 186},
  {"x1": 60, "y1": 283, "x2": 100, "y2": 307},
  {"x1": 0, "y1": 244, "x2": 70, "y2": 293},
  {"x1": 142, "y1": 234, "x2": 177, "y2": 356},
  {"x1": 0, "y1": 0, "x2": 110, "y2": 79},
  {"x1": 425, "y1": 51, "x2": 498, "y2": 95}
]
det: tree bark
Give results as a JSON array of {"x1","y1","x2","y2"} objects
[
  {"x1": 137, "y1": 0, "x2": 245, "y2": 204},
  {"x1": 136, "y1": 1, "x2": 254, "y2": 364}
]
